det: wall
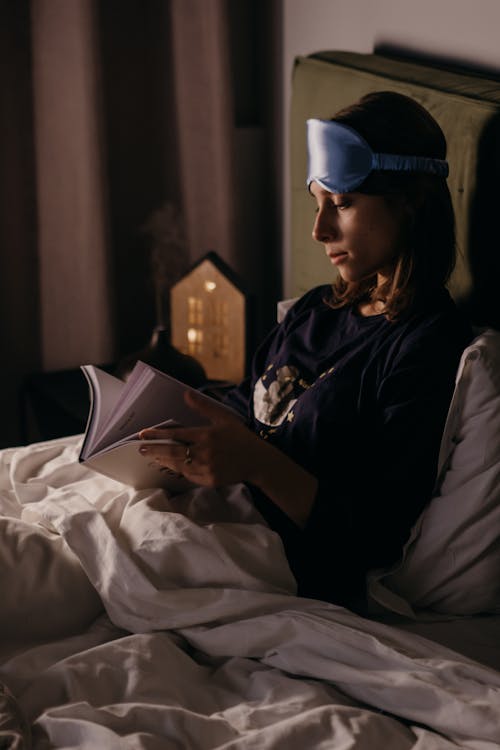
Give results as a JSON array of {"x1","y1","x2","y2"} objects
[{"x1": 281, "y1": 0, "x2": 500, "y2": 295}]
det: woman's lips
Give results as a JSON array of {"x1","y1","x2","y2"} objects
[{"x1": 327, "y1": 252, "x2": 348, "y2": 265}]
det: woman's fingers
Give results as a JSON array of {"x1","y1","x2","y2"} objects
[
  {"x1": 138, "y1": 429, "x2": 179, "y2": 442},
  {"x1": 137, "y1": 401, "x2": 254, "y2": 487},
  {"x1": 139, "y1": 441, "x2": 188, "y2": 460},
  {"x1": 138, "y1": 439, "x2": 193, "y2": 475}
]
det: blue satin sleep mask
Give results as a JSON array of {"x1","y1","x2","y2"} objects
[{"x1": 306, "y1": 118, "x2": 449, "y2": 194}]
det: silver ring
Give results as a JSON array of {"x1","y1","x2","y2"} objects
[{"x1": 184, "y1": 445, "x2": 193, "y2": 465}]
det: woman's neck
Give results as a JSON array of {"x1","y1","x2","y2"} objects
[{"x1": 358, "y1": 299, "x2": 386, "y2": 317}]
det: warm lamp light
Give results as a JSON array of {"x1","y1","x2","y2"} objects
[{"x1": 170, "y1": 252, "x2": 247, "y2": 383}]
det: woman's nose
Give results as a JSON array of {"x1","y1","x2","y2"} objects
[{"x1": 312, "y1": 207, "x2": 336, "y2": 244}]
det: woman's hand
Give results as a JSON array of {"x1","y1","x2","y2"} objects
[
  {"x1": 138, "y1": 390, "x2": 265, "y2": 488},
  {"x1": 138, "y1": 390, "x2": 318, "y2": 528}
]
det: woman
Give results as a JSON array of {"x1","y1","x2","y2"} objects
[{"x1": 139, "y1": 92, "x2": 472, "y2": 609}]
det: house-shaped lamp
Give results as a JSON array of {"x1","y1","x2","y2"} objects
[{"x1": 170, "y1": 252, "x2": 247, "y2": 383}]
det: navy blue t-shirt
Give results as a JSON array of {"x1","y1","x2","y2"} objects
[{"x1": 224, "y1": 285, "x2": 472, "y2": 607}]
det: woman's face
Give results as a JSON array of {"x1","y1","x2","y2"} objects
[{"x1": 310, "y1": 181, "x2": 405, "y2": 284}]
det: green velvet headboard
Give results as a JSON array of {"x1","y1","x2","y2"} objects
[{"x1": 290, "y1": 51, "x2": 500, "y2": 327}]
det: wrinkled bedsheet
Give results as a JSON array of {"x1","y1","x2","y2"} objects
[{"x1": 1, "y1": 436, "x2": 499, "y2": 749}]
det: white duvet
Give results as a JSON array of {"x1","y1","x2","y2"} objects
[{"x1": 1, "y1": 436, "x2": 499, "y2": 749}]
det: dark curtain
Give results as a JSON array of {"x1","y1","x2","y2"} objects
[
  {"x1": 0, "y1": 0, "x2": 40, "y2": 448},
  {"x1": 0, "y1": 0, "x2": 281, "y2": 447}
]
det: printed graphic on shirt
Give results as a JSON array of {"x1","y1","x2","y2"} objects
[{"x1": 253, "y1": 364, "x2": 311, "y2": 426}]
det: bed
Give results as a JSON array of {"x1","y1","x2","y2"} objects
[{"x1": 2, "y1": 51, "x2": 500, "y2": 749}]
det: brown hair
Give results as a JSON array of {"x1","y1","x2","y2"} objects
[{"x1": 326, "y1": 91, "x2": 456, "y2": 320}]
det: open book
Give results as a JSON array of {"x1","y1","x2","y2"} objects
[{"x1": 79, "y1": 361, "x2": 235, "y2": 491}]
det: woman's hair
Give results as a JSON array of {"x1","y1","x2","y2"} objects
[{"x1": 326, "y1": 91, "x2": 456, "y2": 319}]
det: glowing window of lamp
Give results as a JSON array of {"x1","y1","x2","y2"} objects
[{"x1": 170, "y1": 252, "x2": 246, "y2": 383}]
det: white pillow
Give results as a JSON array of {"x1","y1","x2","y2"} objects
[
  {"x1": 277, "y1": 297, "x2": 300, "y2": 323},
  {"x1": 369, "y1": 329, "x2": 500, "y2": 616}
]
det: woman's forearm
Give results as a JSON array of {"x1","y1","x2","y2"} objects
[{"x1": 248, "y1": 437, "x2": 318, "y2": 529}]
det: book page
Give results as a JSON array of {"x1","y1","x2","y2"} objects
[
  {"x1": 91, "y1": 362, "x2": 222, "y2": 454},
  {"x1": 80, "y1": 366, "x2": 126, "y2": 458}
]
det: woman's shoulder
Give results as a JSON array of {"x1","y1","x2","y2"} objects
[{"x1": 394, "y1": 288, "x2": 473, "y2": 359}]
